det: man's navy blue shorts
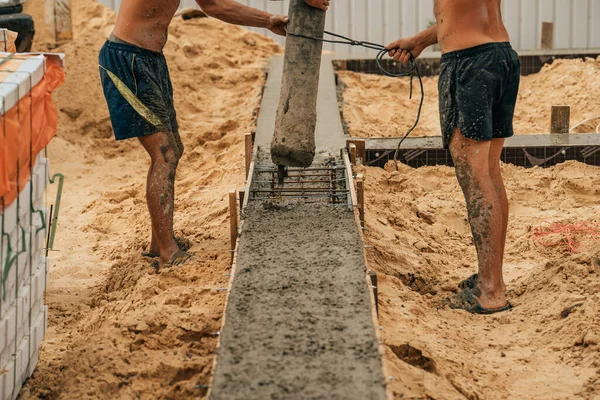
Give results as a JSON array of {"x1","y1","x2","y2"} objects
[
  {"x1": 438, "y1": 42, "x2": 521, "y2": 149},
  {"x1": 99, "y1": 39, "x2": 178, "y2": 141}
]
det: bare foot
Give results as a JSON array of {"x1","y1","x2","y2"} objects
[
  {"x1": 440, "y1": 288, "x2": 511, "y2": 315},
  {"x1": 143, "y1": 236, "x2": 192, "y2": 258},
  {"x1": 458, "y1": 273, "x2": 508, "y2": 295},
  {"x1": 304, "y1": 0, "x2": 330, "y2": 11}
]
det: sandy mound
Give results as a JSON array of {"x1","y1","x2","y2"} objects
[
  {"x1": 19, "y1": 0, "x2": 279, "y2": 398},
  {"x1": 338, "y1": 57, "x2": 600, "y2": 138},
  {"x1": 358, "y1": 160, "x2": 600, "y2": 399},
  {"x1": 17, "y1": 1, "x2": 600, "y2": 399}
]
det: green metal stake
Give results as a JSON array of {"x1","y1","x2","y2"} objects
[{"x1": 47, "y1": 173, "x2": 65, "y2": 250}]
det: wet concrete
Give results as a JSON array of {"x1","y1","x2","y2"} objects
[{"x1": 210, "y1": 202, "x2": 387, "y2": 400}]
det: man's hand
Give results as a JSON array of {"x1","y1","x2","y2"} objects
[
  {"x1": 267, "y1": 14, "x2": 290, "y2": 36},
  {"x1": 385, "y1": 37, "x2": 425, "y2": 63},
  {"x1": 304, "y1": 0, "x2": 330, "y2": 11}
]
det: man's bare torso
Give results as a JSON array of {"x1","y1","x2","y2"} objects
[
  {"x1": 434, "y1": 0, "x2": 509, "y2": 53},
  {"x1": 113, "y1": 0, "x2": 181, "y2": 52}
]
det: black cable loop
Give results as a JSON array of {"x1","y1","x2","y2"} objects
[{"x1": 285, "y1": 29, "x2": 424, "y2": 170}]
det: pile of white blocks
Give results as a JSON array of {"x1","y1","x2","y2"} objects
[{"x1": 0, "y1": 153, "x2": 49, "y2": 400}]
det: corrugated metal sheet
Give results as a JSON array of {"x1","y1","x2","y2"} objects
[{"x1": 101, "y1": 0, "x2": 600, "y2": 57}]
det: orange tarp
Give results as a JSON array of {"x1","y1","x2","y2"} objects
[{"x1": 0, "y1": 57, "x2": 64, "y2": 206}]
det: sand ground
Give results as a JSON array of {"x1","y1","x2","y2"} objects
[
  {"x1": 15, "y1": 1, "x2": 600, "y2": 399},
  {"x1": 360, "y1": 161, "x2": 600, "y2": 399}
]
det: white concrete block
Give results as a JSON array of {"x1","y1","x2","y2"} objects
[
  {"x1": 30, "y1": 300, "x2": 43, "y2": 327},
  {"x1": 30, "y1": 267, "x2": 45, "y2": 308},
  {"x1": 17, "y1": 246, "x2": 31, "y2": 289},
  {"x1": 30, "y1": 209, "x2": 48, "y2": 239},
  {"x1": 29, "y1": 309, "x2": 45, "y2": 356},
  {"x1": 14, "y1": 336, "x2": 29, "y2": 387},
  {"x1": 1, "y1": 224, "x2": 19, "y2": 260},
  {"x1": 0, "y1": 334, "x2": 15, "y2": 377},
  {"x1": 1, "y1": 356, "x2": 15, "y2": 400},
  {"x1": 17, "y1": 181, "x2": 31, "y2": 218},
  {"x1": 32, "y1": 194, "x2": 43, "y2": 213},
  {"x1": 37, "y1": 156, "x2": 48, "y2": 167},
  {"x1": 29, "y1": 207, "x2": 46, "y2": 230},
  {"x1": 31, "y1": 248, "x2": 44, "y2": 276},
  {"x1": 0, "y1": 304, "x2": 16, "y2": 351},
  {"x1": 16, "y1": 284, "x2": 30, "y2": 342},
  {"x1": 2, "y1": 201, "x2": 18, "y2": 235},
  {"x1": 26, "y1": 349, "x2": 39, "y2": 378},
  {"x1": 0, "y1": 283, "x2": 16, "y2": 320},
  {"x1": 32, "y1": 165, "x2": 48, "y2": 204}
]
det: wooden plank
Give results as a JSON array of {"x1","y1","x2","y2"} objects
[
  {"x1": 365, "y1": 133, "x2": 600, "y2": 151},
  {"x1": 229, "y1": 190, "x2": 238, "y2": 263},
  {"x1": 541, "y1": 22, "x2": 554, "y2": 50},
  {"x1": 244, "y1": 133, "x2": 253, "y2": 180},
  {"x1": 502, "y1": 0, "x2": 520, "y2": 47},
  {"x1": 349, "y1": 143, "x2": 357, "y2": 165},
  {"x1": 54, "y1": 0, "x2": 73, "y2": 42},
  {"x1": 551, "y1": 105, "x2": 570, "y2": 134},
  {"x1": 401, "y1": 0, "x2": 418, "y2": 38},
  {"x1": 383, "y1": 0, "x2": 401, "y2": 46},
  {"x1": 590, "y1": 0, "x2": 600, "y2": 48},
  {"x1": 345, "y1": 155, "x2": 393, "y2": 399},
  {"x1": 333, "y1": 0, "x2": 350, "y2": 55},
  {"x1": 520, "y1": 0, "x2": 537, "y2": 49},
  {"x1": 238, "y1": 190, "x2": 245, "y2": 212},
  {"x1": 205, "y1": 206, "x2": 246, "y2": 400},
  {"x1": 343, "y1": 150, "x2": 358, "y2": 210},
  {"x1": 572, "y1": 0, "x2": 589, "y2": 48},
  {"x1": 554, "y1": 0, "x2": 571, "y2": 49},
  {"x1": 242, "y1": 162, "x2": 255, "y2": 210},
  {"x1": 347, "y1": 139, "x2": 366, "y2": 164},
  {"x1": 356, "y1": 174, "x2": 365, "y2": 229},
  {"x1": 271, "y1": 0, "x2": 327, "y2": 167},
  {"x1": 367, "y1": 0, "x2": 384, "y2": 48}
]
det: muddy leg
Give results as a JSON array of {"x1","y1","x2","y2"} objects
[
  {"x1": 147, "y1": 130, "x2": 184, "y2": 255},
  {"x1": 139, "y1": 131, "x2": 187, "y2": 264},
  {"x1": 450, "y1": 129, "x2": 506, "y2": 309},
  {"x1": 148, "y1": 166, "x2": 160, "y2": 255},
  {"x1": 489, "y1": 138, "x2": 508, "y2": 293}
]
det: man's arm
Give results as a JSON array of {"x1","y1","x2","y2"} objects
[
  {"x1": 385, "y1": 24, "x2": 438, "y2": 63},
  {"x1": 195, "y1": 0, "x2": 289, "y2": 36}
]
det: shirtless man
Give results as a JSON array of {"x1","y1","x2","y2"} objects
[
  {"x1": 386, "y1": 0, "x2": 519, "y2": 314},
  {"x1": 99, "y1": 0, "x2": 329, "y2": 266}
]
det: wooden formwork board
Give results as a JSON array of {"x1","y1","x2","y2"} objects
[{"x1": 343, "y1": 149, "x2": 394, "y2": 400}]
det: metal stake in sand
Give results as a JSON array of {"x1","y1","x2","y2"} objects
[
  {"x1": 368, "y1": 270, "x2": 379, "y2": 318},
  {"x1": 349, "y1": 143, "x2": 357, "y2": 166},
  {"x1": 229, "y1": 190, "x2": 238, "y2": 263},
  {"x1": 277, "y1": 165, "x2": 288, "y2": 185},
  {"x1": 271, "y1": 0, "x2": 327, "y2": 168},
  {"x1": 551, "y1": 106, "x2": 570, "y2": 134},
  {"x1": 238, "y1": 190, "x2": 245, "y2": 212},
  {"x1": 244, "y1": 133, "x2": 253, "y2": 181},
  {"x1": 356, "y1": 174, "x2": 365, "y2": 229}
]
